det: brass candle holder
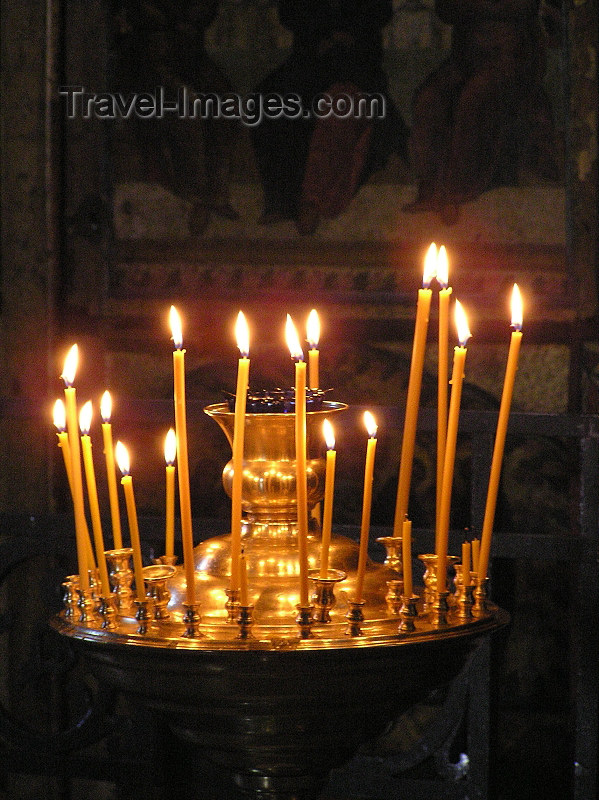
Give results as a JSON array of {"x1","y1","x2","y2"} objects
[
  {"x1": 309, "y1": 569, "x2": 346, "y2": 623},
  {"x1": 182, "y1": 602, "x2": 202, "y2": 638},
  {"x1": 376, "y1": 535, "x2": 403, "y2": 573},
  {"x1": 295, "y1": 605, "x2": 314, "y2": 638},
  {"x1": 454, "y1": 565, "x2": 476, "y2": 620},
  {"x1": 134, "y1": 598, "x2": 152, "y2": 635},
  {"x1": 225, "y1": 587, "x2": 241, "y2": 623},
  {"x1": 105, "y1": 547, "x2": 135, "y2": 613},
  {"x1": 418, "y1": 553, "x2": 459, "y2": 610},
  {"x1": 76, "y1": 586, "x2": 97, "y2": 624},
  {"x1": 51, "y1": 399, "x2": 509, "y2": 800},
  {"x1": 430, "y1": 590, "x2": 450, "y2": 628},
  {"x1": 97, "y1": 593, "x2": 119, "y2": 630},
  {"x1": 385, "y1": 579, "x2": 404, "y2": 615},
  {"x1": 472, "y1": 577, "x2": 490, "y2": 617},
  {"x1": 398, "y1": 595, "x2": 419, "y2": 633},
  {"x1": 236, "y1": 604, "x2": 255, "y2": 639},
  {"x1": 62, "y1": 574, "x2": 80, "y2": 619},
  {"x1": 143, "y1": 564, "x2": 175, "y2": 621},
  {"x1": 345, "y1": 600, "x2": 365, "y2": 637}
]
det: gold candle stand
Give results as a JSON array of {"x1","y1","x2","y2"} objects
[{"x1": 309, "y1": 569, "x2": 346, "y2": 623}]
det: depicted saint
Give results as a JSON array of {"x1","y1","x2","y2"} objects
[
  {"x1": 112, "y1": 0, "x2": 239, "y2": 234},
  {"x1": 404, "y1": 0, "x2": 561, "y2": 224},
  {"x1": 251, "y1": 0, "x2": 409, "y2": 235}
]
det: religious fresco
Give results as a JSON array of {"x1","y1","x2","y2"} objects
[{"x1": 108, "y1": 0, "x2": 566, "y2": 245}]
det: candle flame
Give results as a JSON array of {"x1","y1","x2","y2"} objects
[
  {"x1": 53, "y1": 399, "x2": 66, "y2": 432},
  {"x1": 364, "y1": 410, "x2": 378, "y2": 439},
  {"x1": 61, "y1": 344, "x2": 78, "y2": 387},
  {"x1": 115, "y1": 440, "x2": 130, "y2": 476},
  {"x1": 511, "y1": 283, "x2": 523, "y2": 331},
  {"x1": 306, "y1": 309, "x2": 320, "y2": 349},
  {"x1": 79, "y1": 400, "x2": 93, "y2": 435},
  {"x1": 437, "y1": 245, "x2": 449, "y2": 288},
  {"x1": 423, "y1": 243, "x2": 437, "y2": 287},
  {"x1": 164, "y1": 428, "x2": 177, "y2": 466},
  {"x1": 169, "y1": 305, "x2": 183, "y2": 350},
  {"x1": 100, "y1": 390, "x2": 112, "y2": 423},
  {"x1": 235, "y1": 311, "x2": 250, "y2": 358},
  {"x1": 285, "y1": 314, "x2": 304, "y2": 361},
  {"x1": 454, "y1": 299, "x2": 471, "y2": 347},
  {"x1": 323, "y1": 418, "x2": 335, "y2": 450}
]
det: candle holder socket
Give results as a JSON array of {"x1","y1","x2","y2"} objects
[
  {"x1": 376, "y1": 536, "x2": 403, "y2": 573},
  {"x1": 98, "y1": 593, "x2": 119, "y2": 630},
  {"x1": 236, "y1": 604, "x2": 255, "y2": 639},
  {"x1": 345, "y1": 600, "x2": 365, "y2": 637},
  {"x1": 309, "y1": 569, "x2": 346, "y2": 623},
  {"x1": 105, "y1": 548, "x2": 135, "y2": 613},
  {"x1": 472, "y1": 577, "x2": 489, "y2": 618},
  {"x1": 134, "y1": 598, "x2": 153, "y2": 635},
  {"x1": 225, "y1": 588, "x2": 241, "y2": 623},
  {"x1": 430, "y1": 590, "x2": 450, "y2": 628},
  {"x1": 454, "y1": 566, "x2": 476, "y2": 620},
  {"x1": 154, "y1": 554, "x2": 178, "y2": 567},
  {"x1": 385, "y1": 579, "x2": 404, "y2": 616},
  {"x1": 62, "y1": 575, "x2": 80, "y2": 619},
  {"x1": 76, "y1": 587, "x2": 97, "y2": 624},
  {"x1": 398, "y1": 595, "x2": 419, "y2": 633},
  {"x1": 295, "y1": 605, "x2": 314, "y2": 639},
  {"x1": 182, "y1": 602, "x2": 203, "y2": 638},
  {"x1": 418, "y1": 554, "x2": 459, "y2": 610},
  {"x1": 143, "y1": 564, "x2": 176, "y2": 621}
]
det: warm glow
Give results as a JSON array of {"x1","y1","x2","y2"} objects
[
  {"x1": 423, "y1": 243, "x2": 437, "y2": 287},
  {"x1": 437, "y1": 245, "x2": 449, "y2": 288},
  {"x1": 53, "y1": 399, "x2": 66, "y2": 432},
  {"x1": 323, "y1": 418, "x2": 335, "y2": 450},
  {"x1": 285, "y1": 314, "x2": 304, "y2": 361},
  {"x1": 79, "y1": 400, "x2": 93, "y2": 435},
  {"x1": 454, "y1": 299, "x2": 471, "y2": 347},
  {"x1": 115, "y1": 440, "x2": 130, "y2": 476},
  {"x1": 169, "y1": 305, "x2": 183, "y2": 350},
  {"x1": 306, "y1": 309, "x2": 320, "y2": 349},
  {"x1": 100, "y1": 390, "x2": 112, "y2": 423},
  {"x1": 511, "y1": 283, "x2": 523, "y2": 331},
  {"x1": 61, "y1": 344, "x2": 78, "y2": 387},
  {"x1": 164, "y1": 428, "x2": 177, "y2": 465},
  {"x1": 364, "y1": 410, "x2": 378, "y2": 439},
  {"x1": 235, "y1": 311, "x2": 250, "y2": 358}
]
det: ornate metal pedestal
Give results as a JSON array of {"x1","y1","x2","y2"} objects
[{"x1": 50, "y1": 402, "x2": 509, "y2": 798}]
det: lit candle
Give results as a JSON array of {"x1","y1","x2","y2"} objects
[
  {"x1": 402, "y1": 517, "x2": 413, "y2": 597},
  {"x1": 355, "y1": 411, "x2": 378, "y2": 604},
  {"x1": 79, "y1": 401, "x2": 110, "y2": 597},
  {"x1": 286, "y1": 314, "x2": 309, "y2": 606},
  {"x1": 53, "y1": 399, "x2": 96, "y2": 571},
  {"x1": 100, "y1": 391, "x2": 123, "y2": 550},
  {"x1": 462, "y1": 540, "x2": 472, "y2": 587},
  {"x1": 319, "y1": 419, "x2": 336, "y2": 578},
  {"x1": 436, "y1": 300, "x2": 471, "y2": 593},
  {"x1": 478, "y1": 284, "x2": 523, "y2": 588},
  {"x1": 164, "y1": 428, "x2": 177, "y2": 559},
  {"x1": 169, "y1": 306, "x2": 195, "y2": 606},
  {"x1": 240, "y1": 549, "x2": 249, "y2": 606},
  {"x1": 61, "y1": 345, "x2": 89, "y2": 592},
  {"x1": 472, "y1": 537, "x2": 480, "y2": 575},
  {"x1": 307, "y1": 308, "x2": 320, "y2": 390},
  {"x1": 230, "y1": 311, "x2": 250, "y2": 594},
  {"x1": 115, "y1": 441, "x2": 146, "y2": 602},
  {"x1": 436, "y1": 245, "x2": 452, "y2": 548},
  {"x1": 393, "y1": 244, "x2": 436, "y2": 536}
]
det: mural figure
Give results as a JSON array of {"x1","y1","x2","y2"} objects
[
  {"x1": 404, "y1": 0, "x2": 561, "y2": 224},
  {"x1": 251, "y1": 0, "x2": 409, "y2": 235},
  {"x1": 112, "y1": 0, "x2": 239, "y2": 234}
]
